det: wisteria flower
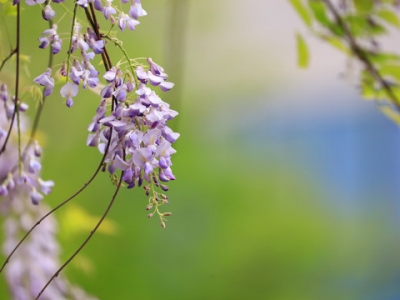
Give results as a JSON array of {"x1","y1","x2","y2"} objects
[
  {"x1": 25, "y1": 0, "x2": 45, "y2": 6},
  {"x1": 103, "y1": 0, "x2": 116, "y2": 20},
  {"x1": 129, "y1": 0, "x2": 147, "y2": 19},
  {"x1": 42, "y1": 4, "x2": 56, "y2": 20},
  {"x1": 34, "y1": 68, "x2": 54, "y2": 96},
  {"x1": 60, "y1": 82, "x2": 79, "y2": 107},
  {"x1": 118, "y1": 13, "x2": 140, "y2": 31}
]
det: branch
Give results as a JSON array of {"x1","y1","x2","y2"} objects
[
  {"x1": 35, "y1": 171, "x2": 124, "y2": 300},
  {"x1": 323, "y1": 0, "x2": 400, "y2": 110}
]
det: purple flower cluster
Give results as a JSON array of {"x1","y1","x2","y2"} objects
[
  {"x1": 0, "y1": 83, "x2": 54, "y2": 205},
  {"x1": 30, "y1": 0, "x2": 179, "y2": 219},
  {"x1": 33, "y1": 0, "x2": 148, "y2": 106},
  {"x1": 87, "y1": 58, "x2": 179, "y2": 190},
  {"x1": 2, "y1": 199, "x2": 98, "y2": 300},
  {"x1": 58, "y1": 25, "x2": 102, "y2": 107},
  {"x1": 0, "y1": 102, "x2": 95, "y2": 299},
  {"x1": 38, "y1": 24, "x2": 61, "y2": 54}
]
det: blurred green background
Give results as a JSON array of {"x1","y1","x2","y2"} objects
[{"x1": 2, "y1": 0, "x2": 400, "y2": 299}]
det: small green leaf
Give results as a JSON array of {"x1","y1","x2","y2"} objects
[
  {"x1": 379, "y1": 65, "x2": 400, "y2": 82},
  {"x1": 360, "y1": 82, "x2": 377, "y2": 100},
  {"x1": 288, "y1": 0, "x2": 312, "y2": 27},
  {"x1": 379, "y1": 105, "x2": 400, "y2": 124},
  {"x1": 323, "y1": 36, "x2": 350, "y2": 54},
  {"x1": 353, "y1": 0, "x2": 374, "y2": 12},
  {"x1": 308, "y1": 0, "x2": 331, "y2": 26},
  {"x1": 376, "y1": 9, "x2": 400, "y2": 28},
  {"x1": 367, "y1": 52, "x2": 400, "y2": 65},
  {"x1": 296, "y1": 33, "x2": 309, "y2": 68}
]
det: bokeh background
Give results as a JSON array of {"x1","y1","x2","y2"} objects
[{"x1": 2, "y1": 0, "x2": 400, "y2": 299}]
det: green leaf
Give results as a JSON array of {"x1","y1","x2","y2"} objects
[
  {"x1": 3, "y1": 3, "x2": 16, "y2": 16},
  {"x1": 379, "y1": 104, "x2": 400, "y2": 124},
  {"x1": 296, "y1": 33, "x2": 309, "y2": 68},
  {"x1": 376, "y1": 9, "x2": 400, "y2": 28},
  {"x1": 344, "y1": 15, "x2": 386, "y2": 37},
  {"x1": 353, "y1": 0, "x2": 374, "y2": 12},
  {"x1": 308, "y1": 0, "x2": 331, "y2": 27},
  {"x1": 288, "y1": 0, "x2": 312, "y2": 27},
  {"x1": 367, "y1": 52, "x2": 400, "y2": 65},
  {"x1": 360, "y1": 70, "x2": 376, "y2": 101},
  {"x1": 322, "y1": 36, "x2": 350, "y2": 54},
  {"x1": 360, "y1": 82, "x2": 377, "y2": 100},
  {"x1": 379, "y1": 65, "x2": 400, "y2": 82}
]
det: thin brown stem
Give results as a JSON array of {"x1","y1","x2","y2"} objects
[
  {"x1": 0, "y1": 48, "x2": 17, "y2": 73},
  {"x1": 0, "y1": 129, "x2": 114, "y2": 273},
  {"x1": 35, "y1": 171, "x2": 124, "y2": 300}
]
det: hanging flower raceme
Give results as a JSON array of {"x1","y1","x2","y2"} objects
[
  {"x1": 87, "y1": 58, "x2": 178, "y2": 223},
  {"x1": 0, "y1": 84, "x2": 97, "y2": 300}
]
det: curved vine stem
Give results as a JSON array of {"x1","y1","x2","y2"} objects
[
  {"x1": 0, "y1": 48, "x2": 17, "y2": 73},
  {"x1": 35, "y1": 170, "x2": 124, "y2": 300},
  {"x1": 0, "y1": 129, "x2": 114, "y2": 273}
]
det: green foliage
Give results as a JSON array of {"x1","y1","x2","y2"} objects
[
  {"x1": 296, "y1": 32, "x2": 310, "y2": 68},
  {"x1": 377, "y1": 9, "x2": 400, "y2": 28},
  {"x1": 353, "y1": 0, "x2": 374, "y2": 13},
  {"x1": 309, "y1": 0, "x2": 331, "y2": 27},
  {"x1": 288, "y1": 0, "x2": 400, "y2": 124},
  {"x1": 288, "y1": 0, "x2": 312, "y2": 27}
]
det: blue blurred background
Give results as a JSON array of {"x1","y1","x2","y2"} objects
[{"x1": 2, "y1": 0, "x2": 400, "y2": 299}]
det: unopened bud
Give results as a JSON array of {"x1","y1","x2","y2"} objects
[
  {"x1": 147, "y1": 213, "x2": 153, "y2": 218},
  {"x1": 160, "y1": 184, "x2": 168, "y2": 191},
  {"x1": 144, "y1": 185, "x2": 150, "y2": 196},
  {"x1": 138, "y1": 173, "x2": 143, "y2": 186},
  {"x1": 60, "y1": 62, "x2": 66, "y2": 76},
  {"x1": 152, "y1": 174, "x2": 159, "y2": 186},
  {"x1": 162, "y1": 212, "x2": 172, "y2": 217},
  {"x1": 161, "y1": 221, "x2": 166, "y2": 228},
  {"x1": 145, "y1": 204, "x2": 153, "y2": 211}
]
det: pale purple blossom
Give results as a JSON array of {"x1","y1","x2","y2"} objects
[
  {"x1": 38, "y1": 24, "x2": 62, "y2": 55},
  {"x1": 25, "y1": 0, "x2": 46, "y2": 6},
  {"x1": 129, "y1": 0, "x2": 147, "y2": 19},
  {"x1": 103, "y1": 0, "x2": 117, "y2": 20},
  {"x1": 60, "y1": 82, "x2": 79, "y2": 107},
  {"x1": 0, "y1": 83, "x2": 8, "y2": 101},
  {"x1": 42, "y1": 5, "x2": 56, "y2": 21},
  {"x1": 34, "y1": 68, "x2": 55, "y2": 96},
  {"x1": 118, "y1": 13, "x2": 140, "y2": 31}
]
